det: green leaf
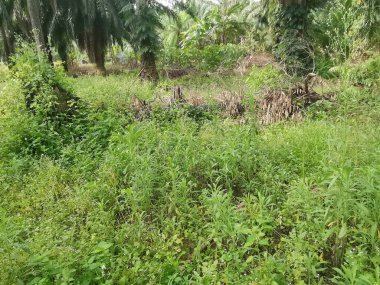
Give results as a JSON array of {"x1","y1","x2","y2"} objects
[{"x1": 338, "y1": 223, "x2": 347, "y2": 239}]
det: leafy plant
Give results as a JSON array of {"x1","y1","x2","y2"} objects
[{"x1": 246, "y1": 64, "x2": 286, "y2": 90}]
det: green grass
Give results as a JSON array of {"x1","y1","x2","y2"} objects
[
  {"x1": 0, "y1": 61, "x2": 379, "y2": 284},
  {"x1": 70, "y1": 72, "x2": 251, "y2": 112},
  {"x1": 71, "y1": 72, "x2": 155, "y2": 111},
  {"x1": 0, "y1": 63, "x2": 9, "y2": 90}
]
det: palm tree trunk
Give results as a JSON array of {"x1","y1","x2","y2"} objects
[
  {"x1": 27, "y1": 0, "x2": 46, "y2": 50},
  {"x1": 58, "y1": 44, "x2": 69, "y2": 71},
  {"x1": 44, "y1": 34, "x2": 54, "y2": 65},
  {"x1": 1, "y1": 25, "x2": 10, "y2": 62},
  {"x1": 141, "y1": 51, "x2": 159, "y2": 82},
  {"x1": 1, "y1": 17, "x2": 15, "y2": 64},
  {"x1": 89, "y1": 13, "x2": 107, "y2": 76},
  {"x1": 94, "y1": 42, "x2": 106, "y2": 75}
]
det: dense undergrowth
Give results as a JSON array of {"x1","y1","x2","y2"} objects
[{"x1": 0, "y1": 50, "x2": 380, "y2": 284}]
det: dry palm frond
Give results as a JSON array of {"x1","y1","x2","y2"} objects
[
  {"x1": 257, "y1": 90, "x2": 295, "y2": 125},
  {"x1": 187, "y1": 94, "x2": 205, "y2": 107},
  {"x1": 235, "y1": 53, "x2": 278, "y2": 75},
  {"x1": 257, "y1": 73, "x2": 336, "y2": 125},
  {"x1": 131, "y1": 95, "x2": 150, "y2": 119},
  {"x1": 162, "y1": 68, "x2": 192, "y2": 79},
  {"x1": 217, "y1": 91, "x2": 245, "y2": 118}
]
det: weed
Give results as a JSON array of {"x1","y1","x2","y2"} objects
[{"x1": 0, "y1": 52, "x2": 379, "y2": 284}]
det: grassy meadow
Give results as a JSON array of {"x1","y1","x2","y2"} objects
[{"x1": 0, "y1": 58, "x2": 379, "y2": 284}]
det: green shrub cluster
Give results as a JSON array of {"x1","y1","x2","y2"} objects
[
  {"x1": 246, "y1": 65, "x2": 287, "y2": 91},
  {"x1": 10, "y1": 43, "x2": 79, "y2": 119},
  {"x1": 160, "y1": 44, "x2": 247, "y2": 71},
  {"x1": 0, "y1": 44, "x2": 87, "y2": 159},
  {"x1": 348, "y1": 56, "x2": 380, "y2": 87}
]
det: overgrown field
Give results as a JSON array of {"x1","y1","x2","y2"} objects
[{"x1": 0, "y1": 57, "x2": 380, "y2": 284}]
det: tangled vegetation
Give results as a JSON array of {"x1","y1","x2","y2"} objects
[
  {"x1": 0, "y1": 0, "x2": 380, "y2": 284},
  {"x1": 1, "y1": 47, "x2": 379, "y2": 284}
]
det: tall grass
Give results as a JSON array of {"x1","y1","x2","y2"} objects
[{"x1": 0, "y1": 57, "x2": 379, "y2": 284}]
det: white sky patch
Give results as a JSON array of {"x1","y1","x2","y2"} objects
[
  {"x1": 158, "y1": 0, "x2": 220, "y2": 7},
  {"x1": 157, "y1": 0, "x2": 174, "y2": 7}
]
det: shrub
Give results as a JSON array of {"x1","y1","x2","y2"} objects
[
  {"x1": 310, "y1": 0, "x2": 370, "y2": 64},
  {"x1": 10, "y1": 42, "x2": 80, "y2": 121},
  {"x1": 1, "y1": 52, "x2": 379, "y2": 284},
  {"x1": 160, "y1": 44, "x2": 247, "y2": 71},
  {"x1": 273, "y1": 29, "x2": 315, "y2": 75},
  {"x1": 246, "y1": 64, "x2": 287, "y2": 91},
  {"x1": 346, "y1": 55, "x2": 380, "y2": 87},
  {"x1": 0, "y1": 43, "x2": 86, "y2": 159},
  {"x1": 0, "y1": 82, "x2": 64, "y2": 158}
]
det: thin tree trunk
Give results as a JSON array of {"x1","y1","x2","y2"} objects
[
  {"x1": 85, "y1": 31, "x2": 95, "y2": 63},
  {"x1": 141, "y1": 51, "x2": 159, "y2": 82},
  {"x1": 27, "y1": 0, "x2": 45, "y2": 50}
]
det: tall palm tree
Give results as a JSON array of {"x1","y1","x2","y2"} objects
[
  {"x1": 28, "y1": 0, "x2": 121, "y2": 72},
  {"x1": 0, "y1": 0, "x2": 14, "y2": 62},
  {"x1": 0, "y1": 0, "x2": 120, "y2": 73},
  {"x1": 176, "y1": 0, "x2": 215, "y2": 20},
  {"x1": 0, "y1": 0, "x2": 32, "y2": 63},
  {"x1": 45, "y1": 0, "x2": 73, "y2": 70},
  {"x1": 121, "y1": 0, "x2": 176, "y2": 81},
  {"x1": 161, "y1": 11, "x2": 193, "y2": 48},
  {"x1": 69, "y1": 0, "x2": 124, "y2": 75},
  {"x1": 27, "y1": 0, "x2": 46, "y2": 49},
  {"x1": 178, "y1": 0, "x2": 252, "y2": 47}
]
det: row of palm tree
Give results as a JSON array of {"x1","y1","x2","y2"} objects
[
  {"x1": 1, "y1": 0, "x2": 378, "y2": 79},
  {"x1": 1, "y1": 0, "x2": 284, "y2": 78},
  {"x1": 0, "y1": 0, "x2": 175, "y2": 79}
]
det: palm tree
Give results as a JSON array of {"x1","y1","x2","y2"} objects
[
  {"x1": 27, "y1": 0, "x2": 46, "y2": 49},
  {"x1": 0, "y1": 0, "x2": 14, "y2": 62},
  {"x1": 121, "y1": 0, "x2": 176, "y2": 82},
  {"x1": 179, "y1": 0, "x2": 252, "y2": 48},
  {"x1": 45, "y1": 0, "x2": 73, "y2": 71},
  {"x1": 176, "y1": 0, "x2": 215, "y2": 19},
  {"x1": 161, "y1": 11, "x2": 193, "y2": 48},
  {"x1": 24, "y1": 0, "x2": 124, "y2": 73},
  {"x1": 68, "y1": 0, "x2": 124, "y2": 75},
  {"x1": 0, "y1": 0, "x2": 32, "y2": 63}
]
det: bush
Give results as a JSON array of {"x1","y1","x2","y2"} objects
[
  {"x1": 310, "y1": 0, "x2": 370, "y2": 63},
  {"x1": 328, "y1": 54, "x2": 380, "y2": 87},
  {"x1": 273, "y1": 29, "x2": 315, "y2": 75},
  {"x1": 10, "y1": 42, "x2": 80, "y2": 121},
  {"x1": 0, "y1": 43, "x2": 86, "y2": 159},
  {"x1": 0, "y1": 81, "x2": 64, "y2": 159},
  {"x1": 2, "y1": 115, "x2": 380, "y2": 284},
  {"x1": 246, "y1": 64, "x2": 287, "y2": 91},
  {"x1": 346, "y1": 55, "x2": 380, "y2": 87},
  {"x1": 160, "y1": 44, "x2": 247, "y2": 71},
  {"x1": 1, "y1": 50, "x2": 380, "y2": 284}
]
